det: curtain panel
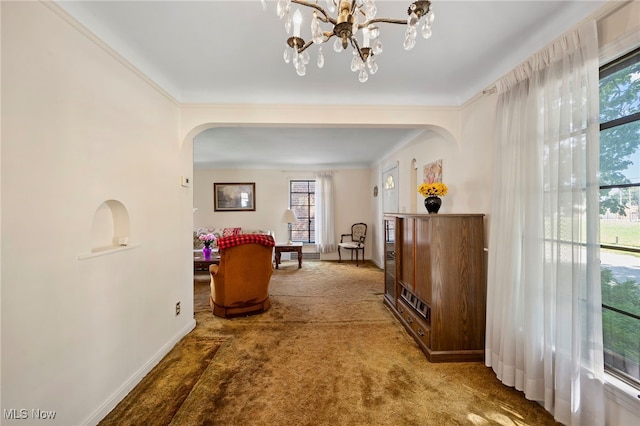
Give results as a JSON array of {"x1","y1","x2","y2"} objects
[
  {"x1": 315, "y1": 171, "x2": 336, "y2": 253},
  {"x1": 486, "y1": 21, "x2": 604, "y2": 425}
]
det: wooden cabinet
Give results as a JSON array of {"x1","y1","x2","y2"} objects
[{"x1": 383, "y1": 214, "x2": 485, "y2": 362}]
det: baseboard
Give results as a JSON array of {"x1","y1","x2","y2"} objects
[{"x1": 82, "y1": 319, "x2": 196, "y2": 425}]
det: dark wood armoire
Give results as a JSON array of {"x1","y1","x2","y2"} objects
[{"x1": 384, "y1": 214, "x2": 486, "y2": 362}]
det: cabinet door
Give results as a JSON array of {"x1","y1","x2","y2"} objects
[
  {"x1": 414, "y1": 217, "x2": 432, "y2": 304},
  {"x1": 429, "y1": 215, "x2": 486, "y2": 351},
  {"x1": 398, "y1": 217, "x2": 415, "y2": 292}
]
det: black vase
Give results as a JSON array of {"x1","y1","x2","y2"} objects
[{"x1": 424, "y1": 196, "x2": 442, "y2": 214}]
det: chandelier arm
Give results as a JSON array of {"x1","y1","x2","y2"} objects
[
  {"x1": 349, "y1": 36, "x2": 367, "y2": 63},
  {"x1": 323, "y1": 31, "x2": 335, "y2": 41},
  {"x1": 350, "y1": 0, "x2": 358, "y2": 15},
  {"x1": 362, "y1": 18, "x2": 408, "y2": 27},
  {"x1": 290, "y1": 0, "x2": 337, "y2": 25},
  {"x1": 296, "y1": 39, "x2": 316, "y2": 54}
]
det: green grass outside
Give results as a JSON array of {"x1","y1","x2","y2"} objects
[{"x1": 600, "y1": 220, "x2": 640, "y2": 248}]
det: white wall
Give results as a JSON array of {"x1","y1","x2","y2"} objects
[
  {"x1": 1, "y1": 2, "x2": 193, "y2": 425},
  {"x1": 370, "y1": 106, "x2": 496, "y2": 267},
  {"x1": 193, "y1": 167, "x2": 373, "y2": 261}
]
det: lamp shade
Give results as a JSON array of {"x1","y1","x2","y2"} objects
[{"x1": 282, "y1": 208, "x2": 298, "y2": 224}]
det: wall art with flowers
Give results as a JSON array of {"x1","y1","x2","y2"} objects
[{"x1": 423, "y1": 159, "x2": 442, "y2": 184}]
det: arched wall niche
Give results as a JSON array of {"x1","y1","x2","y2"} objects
[
  {"x1": 90, "y1": 199, "x2": 131, "y2": 253},
  {"x1": 410, "y1": 158, "x2": 418, "y2": 213}
]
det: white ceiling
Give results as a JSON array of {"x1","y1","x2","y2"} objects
[{"x1": 56, "y1": 0, "x2": 607, "y2": 168}]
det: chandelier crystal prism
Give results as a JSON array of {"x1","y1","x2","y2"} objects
[{"x1": 262, "y1": 0, "x2": 434, "y2": 82}]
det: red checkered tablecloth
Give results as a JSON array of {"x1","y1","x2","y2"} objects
[{"x1": 216, "y1": 234, "x2": 275, "y2": 250}]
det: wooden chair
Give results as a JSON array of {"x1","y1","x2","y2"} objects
[{"x1": 338, "y1": 223, "x2": 367, "y2": 266}]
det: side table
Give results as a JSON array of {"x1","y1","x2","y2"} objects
[
  {"x1": 274, "y1": 242, "x2": 303, "y2": 269},
  {"x1": 193, "y1": 254, "x2": 220, "y2": 272}
]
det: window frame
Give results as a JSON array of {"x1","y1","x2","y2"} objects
[
  {"x1": 289, "y1": 179, "x2": 315, "y2": 244},
  {"x1": 598, "y1": 46, "x2": 640, "y2": 389}
]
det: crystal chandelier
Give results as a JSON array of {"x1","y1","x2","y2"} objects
[{"x1": 262, "y1": 0, "x2": 435, "y2": 83}]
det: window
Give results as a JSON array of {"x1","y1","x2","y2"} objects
[
  {"x1": 599, "y1": 47, "x2": 640, "y2": 387},
  {"x1": 289, "y1": 180, "x2": 315, "y2": 243}
]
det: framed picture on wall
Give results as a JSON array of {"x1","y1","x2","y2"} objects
[
  {"x1": 423, "y1": 159, "x2": 443, "y2": 184},
  {"x1": 214, "y1": 182, "x2": 256, "y2": 211}
]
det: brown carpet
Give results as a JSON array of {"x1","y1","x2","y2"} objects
[
  {"x1": 103, "y1": 260, "x2": 559, "y2": 426},
  {"x1": 99, "y1": 335, "x2": 224, "y2": 426}
]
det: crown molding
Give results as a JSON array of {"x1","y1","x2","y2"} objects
[{"x1": 41, "y1": 0, "x2": 179, "y2": 106}]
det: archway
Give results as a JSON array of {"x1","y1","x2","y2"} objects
[{"x1": 90, "y1": 199, "x2": 130, "y2": 253}]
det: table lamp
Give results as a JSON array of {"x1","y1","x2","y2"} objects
[{"x1": 282, "y1": 208, "x2": 298, "y2": 245}]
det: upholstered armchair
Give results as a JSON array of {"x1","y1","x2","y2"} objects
[
  {"x1": 338, "y1": 223, "x2": 367, "y2": 266},
  {"x1": 209, "y1": 234, "x2": 275, "y2": 318}
]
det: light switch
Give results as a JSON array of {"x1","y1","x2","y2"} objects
[{"x1": 181, "y1": 176, "x2": 191, "y2": 187}]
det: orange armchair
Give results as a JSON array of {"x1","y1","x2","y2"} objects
[{"x1": 209, "y1": 234, "x2": 275, "y2": 318}]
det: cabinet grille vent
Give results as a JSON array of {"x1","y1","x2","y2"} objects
[{"x1": 400, "y1": 287, "x2": 431, "y2": 322}]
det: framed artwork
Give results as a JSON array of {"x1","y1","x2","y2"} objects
[
  {"x1": 214, "y1": 182, "x2": 256, "y2": 211},
  {"x1": 423, "y1": 159, "x2": 443, "y2": 184}
]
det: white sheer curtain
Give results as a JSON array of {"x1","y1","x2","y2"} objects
[
  {"x1": 486, "y1": 21, "x2": 605, "y2": 425},
  {"x1": 315, "y1": 171, "x2": 336, "y2": 253}
]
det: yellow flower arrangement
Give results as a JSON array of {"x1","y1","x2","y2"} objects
[{"x1": 418, "y1": 182, "x2": 448, "y2": 197}]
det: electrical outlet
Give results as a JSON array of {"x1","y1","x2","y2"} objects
[{"x1": 175, "y1": 301, "x2": 181, "y2": 316}]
